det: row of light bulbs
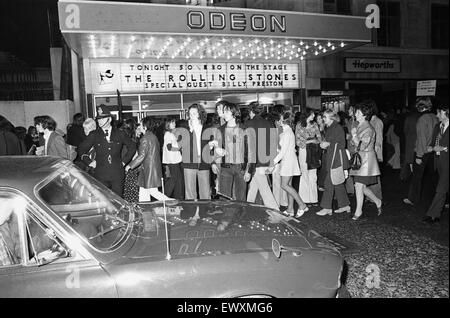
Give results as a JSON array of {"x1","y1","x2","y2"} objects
[{"x1": 88, "y1": 34, "x2": 346, "y2": 60}]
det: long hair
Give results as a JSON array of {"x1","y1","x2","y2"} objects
[
  {"x1": 273, "y1": 110, "x2": 294, "y2": 128},
  {"x1": 298, "y1": 109, "x2": 315, "y2": 128},
  {"x1": 188, "y1": 103, "x2": 207, "y2": 125},
  {"x1": 121, "y1": 118, "x2": 137, "y2": 141},
  {"x1": 34, "y1": 115, "x2": 57, "y2": 131}
]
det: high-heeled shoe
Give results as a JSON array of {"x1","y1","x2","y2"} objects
[
  {"x1": 376, "y1": 202, "x2": 384, "y2": 216},
  {"x1": 296, "y1": 206, "x2": 309, "y2": 218},
  {"x1": 282, "y1": 210, "x2": 295, "y2": 217},
  {"x1": 352, "y1": 212, "x2": 362, "y2": 221}
]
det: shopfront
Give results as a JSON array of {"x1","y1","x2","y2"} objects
[
  {"x1": 58, "y1": 0, "x2": 371, "y2": 120},
  {"x1": 309, "y1": 52, "x2": 449, "y2": 112}
]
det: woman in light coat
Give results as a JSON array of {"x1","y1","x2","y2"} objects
[
  {"x1": 350, "y1": 103, "x2": 383, "y2": 220},
  {"x1": 125, "y1": 116, "x2": 171, "y2": 202}
]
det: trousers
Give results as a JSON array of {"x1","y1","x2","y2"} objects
[
  {"x1": 164, "y1": 163, "x2": 184, "y2": 200},
  {"x1": 320, "y1": 172, "x2": 350, "y2": 210},
  {"x1": 407, "y1": 153, "x2": 431, "y2": 204},
  {"x1": 219, "y1": 164, "x2": 247, "y2": 201},
  {"x1": 247, "y1": 167, "x2": 279, "y2": 210},
  {"x1": 184, "y1": 168, "x2": 211, "y2": 200},
  {"x1": 298, "y1": 147, "x2": 318, "y2": 203}
]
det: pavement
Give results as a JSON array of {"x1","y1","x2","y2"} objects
[{"x1": 294, "y1": 166, "x2": 449, "y2": 298}]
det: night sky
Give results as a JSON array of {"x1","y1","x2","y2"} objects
[
  {"x1": 0, "y1": 0, "x2": 61, "y2": 67},
  {"x1": 0, "y1": 0, "x2": 155, "y2": 68}
]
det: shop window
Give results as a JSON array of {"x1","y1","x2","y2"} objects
[
  {"x1": 258, "y1": 92, "x2": 293, "y2": 107},
  {"x1": 140, "y1": 94, "x2": 182, "y2": 112},
  {"x1": 94, "y1": 95, "x2": 139, "y2": 112},
  {"x1": 220, "y1": 92, "x2": 258, "y2": 107},
  {"x1": 431, "y1": 4, "x2": 449, "y2": 49},
  {"x1": 377, "y1": 1, "x2": 401, "y2": 47},
  {"x1": 183, "y1": 92, "x2": 222, "y2": 113},
  {"x1": 323, "y1": 0, "x2": 352, "y2": 15}
]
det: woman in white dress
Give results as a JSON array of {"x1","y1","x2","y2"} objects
[{"x1": 270, "y1": 111, "x2": 308, "y2": 218}]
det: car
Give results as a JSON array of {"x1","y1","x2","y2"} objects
[{"x1": 0, "y1": 156, "x2": 349, "y2": 298}]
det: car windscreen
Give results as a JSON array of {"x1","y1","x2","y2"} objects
[{"x1": 36, "y1": 165, "x2": 134, "y2": 252}]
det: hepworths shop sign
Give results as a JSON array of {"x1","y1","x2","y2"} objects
[
  {"x1": 345, "y1": 58, "x2": 401, "y2": 73},
  {"x1": 91, "y1": 62, "x2": 299, "y2": 93}
]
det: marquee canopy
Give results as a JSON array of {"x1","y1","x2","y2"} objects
[{"x1": 58, "y1": 0, "x2": 372, "y2": 62}]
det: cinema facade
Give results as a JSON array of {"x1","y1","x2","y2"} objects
[{"x1": 58, "y1": 0, "x2": 371, "y2": 121}]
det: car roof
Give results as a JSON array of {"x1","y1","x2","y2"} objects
[{"x1": 0, "y1": 156, "x2": 68, "y2": 189}]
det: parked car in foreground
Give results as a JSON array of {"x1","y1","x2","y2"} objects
[{"x1": 0, "y1": 156, "x2": 348, "y2": 297}]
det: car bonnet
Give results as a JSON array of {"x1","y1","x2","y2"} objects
[{"x1": 122, "y1": 201, "x2": 339, "y2": 261}]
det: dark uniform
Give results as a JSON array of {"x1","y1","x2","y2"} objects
[
  {"x1": 77, "y1": 105, "x2": 136, "y2": 197},
  {"x1": 78, "y1": 127, "x2": 136, "y2": 197}
]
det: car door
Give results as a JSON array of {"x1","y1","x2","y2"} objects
[{"x1": 0, "y1": 190, "x2": 118, "y2": 298}]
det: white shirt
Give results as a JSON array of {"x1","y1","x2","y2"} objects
[
  {"x1": 442, "y1": 121, "x2": 449, "y2": 134},
  {"x1": 191, "y1": 121, "x2": 203, "y2": 157},
  {"x1": 163, "y1": 131, "x2": 182, "y2": 164},
  {"x1": 101, "y1": 127, "x2": 111, "y2": 142},
  {"x1": 43, "y1": 130, "x2": 52, "y2": 155}
]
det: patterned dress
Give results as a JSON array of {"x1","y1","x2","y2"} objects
[{"x1": 123, "y1": 168, "x2": 140, "y2": 203}]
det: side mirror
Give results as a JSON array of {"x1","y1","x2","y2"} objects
[{"x1": 272, "y1": 239, "x2": 282, "y2": 258}]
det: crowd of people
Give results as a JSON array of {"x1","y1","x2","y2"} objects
[{"x1": 0, "y1": 97, "x2": 448, "y2": 224}]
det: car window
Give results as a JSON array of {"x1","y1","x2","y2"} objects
[
  {"x1": 25, "y1": 212, "x2": 71, "y2": 265},
  {"x1": 0, "y1": 194, "x2": 23, "y2": 267},
  {"x1": 37, "y1": 166, "x2": 134, "y2": 251}
]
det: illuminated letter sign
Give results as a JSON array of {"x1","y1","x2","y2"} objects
[
  {"x1": 210, "y1": 12, "x2": 225, "y2": 30},
  {"x1": 251, "y1": 14, "x2": 266, "y2": 31},
  {"x1": 230, "y1": 13, "x2": 246, "y2": 31},
  {"x1": 270, "y1": 15, "x2": 286, "y2": 32},
  {"x1": 187, "y1": 11, "x2": 204, "y2": 29}
]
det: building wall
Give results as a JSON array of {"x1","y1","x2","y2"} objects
[{"x1": 0, "y1": 100, "x2": 75, "y2": 132}]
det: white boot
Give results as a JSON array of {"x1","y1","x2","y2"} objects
[{"x1": 316, "y1": 209, "x2": 332, "y2": 216}]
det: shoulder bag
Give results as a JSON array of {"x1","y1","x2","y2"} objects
[
  {"x1": 350, "y1": 141, "x2": 362, "y2": 170},
  {"x1": 330, "y1": 143, "x2": 345, "y2": 185}
]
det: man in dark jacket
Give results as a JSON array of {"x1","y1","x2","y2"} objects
[
  {"x1": 0, "y1": 115, "x2": 23, "y2": 156},
  {"x1": 78, "y1": 105, "x2": 136, "y2": 197},
  {"x1": 423, "y1": 104, "x2": 449, "y2": 224},
  {"x1": 245, "y1": 102, "x2": 279, "y2": 210},
  {"x1": 403, "y1": 98, "x2": 439, "y2": 206},
  {"x1": 400, "y1": 107, "x2": 421, "y2": 181}
]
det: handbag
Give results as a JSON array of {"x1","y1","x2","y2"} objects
[
  {"x1": 350, "y1": 141, "x2": 362, "y2": 170},
  {"x1": 306, "y1": 143, "x2": 321, "y2": 170},
  {"x1": 330, "y1": 143, "x2": 345, "y2": 185}
]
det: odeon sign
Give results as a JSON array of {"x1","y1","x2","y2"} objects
[{"x1": 187, "y1": 11, "x2": 286, "y2": 33}]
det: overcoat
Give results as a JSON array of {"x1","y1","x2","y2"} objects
[
  {"x1": 350, "y1": 121, "x2": 381, "y2": 177},
  {"x1": 128, "y1": 131, "x2": 162, "y2": 189}
]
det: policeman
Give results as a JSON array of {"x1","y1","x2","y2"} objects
[{"x1": 78, "y1": 105, "x2": 136, "y2": 197}]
